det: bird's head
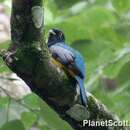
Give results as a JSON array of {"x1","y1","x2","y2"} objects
[{"x1": 47, "y1": 28, "x2": 65, "y2": 47}]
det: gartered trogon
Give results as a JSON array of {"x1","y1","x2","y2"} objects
[{"x1": 47, "y1": 28, "x2": 87, "y2": 107}]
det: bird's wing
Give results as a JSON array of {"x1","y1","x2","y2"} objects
[
  {"x1": 49, "y1": 45, "x2": 75, "y2": 65},
  {"x1": 49, "y1": 44, "x2": 85, "y2": 79},
  {"x1": 56, "y1": 43, "x2": 86, "y2": 78},
  {"x1": 74, "y1": 52, "x2": 85, "y2": 79}
]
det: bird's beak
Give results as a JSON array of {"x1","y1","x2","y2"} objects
[{"x1": 49, "y1": 29, "x2": 56, "y2": 35}]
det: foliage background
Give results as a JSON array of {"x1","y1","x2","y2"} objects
[{"x1": 0, "y1": 0, "x2": 130, "y2": 130}]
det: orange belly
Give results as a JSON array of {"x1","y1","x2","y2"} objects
[{"x1": 51, "y1": 58, "x2": 75, "y2": 77}]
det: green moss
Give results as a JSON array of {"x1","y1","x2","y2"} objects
[
  {"x1": 88, "y1": 95, "x2": 99, "y2": 112},
  {"x1": 11, "y1": 44, "x2": 43, "y2": 76}
]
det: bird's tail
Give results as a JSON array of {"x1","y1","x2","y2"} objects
[{"x1": 75, "y1": 76, "x2": 87, "y2": 107}]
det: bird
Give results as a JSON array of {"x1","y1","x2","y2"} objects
[{"x1": 47, "y1": 28, "x2": 87, "y2": 107}]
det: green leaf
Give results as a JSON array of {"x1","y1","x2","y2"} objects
[
  {"x1": 46, "y1": 6, "x2": 118, "y2": 43},
  {"x1": 0, "y1": 97, "x2": 10, "y2": 127},
  {"x1": 117, "y1": 61, "x2": 130, "y2": 85},
  {"x1": 95, "y1": 0, "x2": 109, "y2": 5},
  {"x1": 0, "y1": 41, "x2": 10, "y2": 49},
  {"x1": 21, "y1": 112, "x2": 37, "y2": 130},
  {"x1": 0, "y1": 120, "x2": 25, "y2": 130},
  {"x1": 0, "y1": 60, "x2": 10, "y2": 73},
  {"x1": 22, "y1": 93, "x2": 41, "y2": 111},
  {"x1": 112, "y1": 0, "x2": 130, "y2": 13},
  {"x1": 53, "y1": 0, "x2": 82, "y2": 9},
  {"x1": 104, "y1": 47, "x2": 130, "y2": 78},
  {"x1": 39, "y1": 100, "x2": 73, "y2": 130},
  {"x1": 0, "y1": 106, "x2": 8, "y2": 127},
  {"x1": 38, "y1": 124, "x2": 52, "y2": 130},
  {"x1": 0, "y1": 97, "x2": 9, "y2": 106},
  {"x1": 7, "y1": 100, "x2": 28, "y2": 121}
]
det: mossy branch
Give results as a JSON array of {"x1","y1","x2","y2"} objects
[{"x1": 1, "y1": 0, "x2": 127, "y2": 130}]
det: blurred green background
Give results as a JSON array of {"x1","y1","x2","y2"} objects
[{"x1": 0, "y1": 0, "x2": 130, "y2": 130}]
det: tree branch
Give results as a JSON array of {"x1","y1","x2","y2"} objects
[{"x1": 1, "y1": 0, "x2": 127, "y2": 130}]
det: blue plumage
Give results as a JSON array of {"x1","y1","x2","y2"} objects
[{"x1": 48, "y1": 29, "x2": 87, "y2": 107}]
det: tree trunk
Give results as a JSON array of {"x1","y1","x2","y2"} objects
[{"x1": 1, "y1": 0, "x2": 127, "y2": 130}]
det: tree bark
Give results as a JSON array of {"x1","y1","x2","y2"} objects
[{"x1": 1, "y1": 0, "x2": 127, "y2": 130}]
